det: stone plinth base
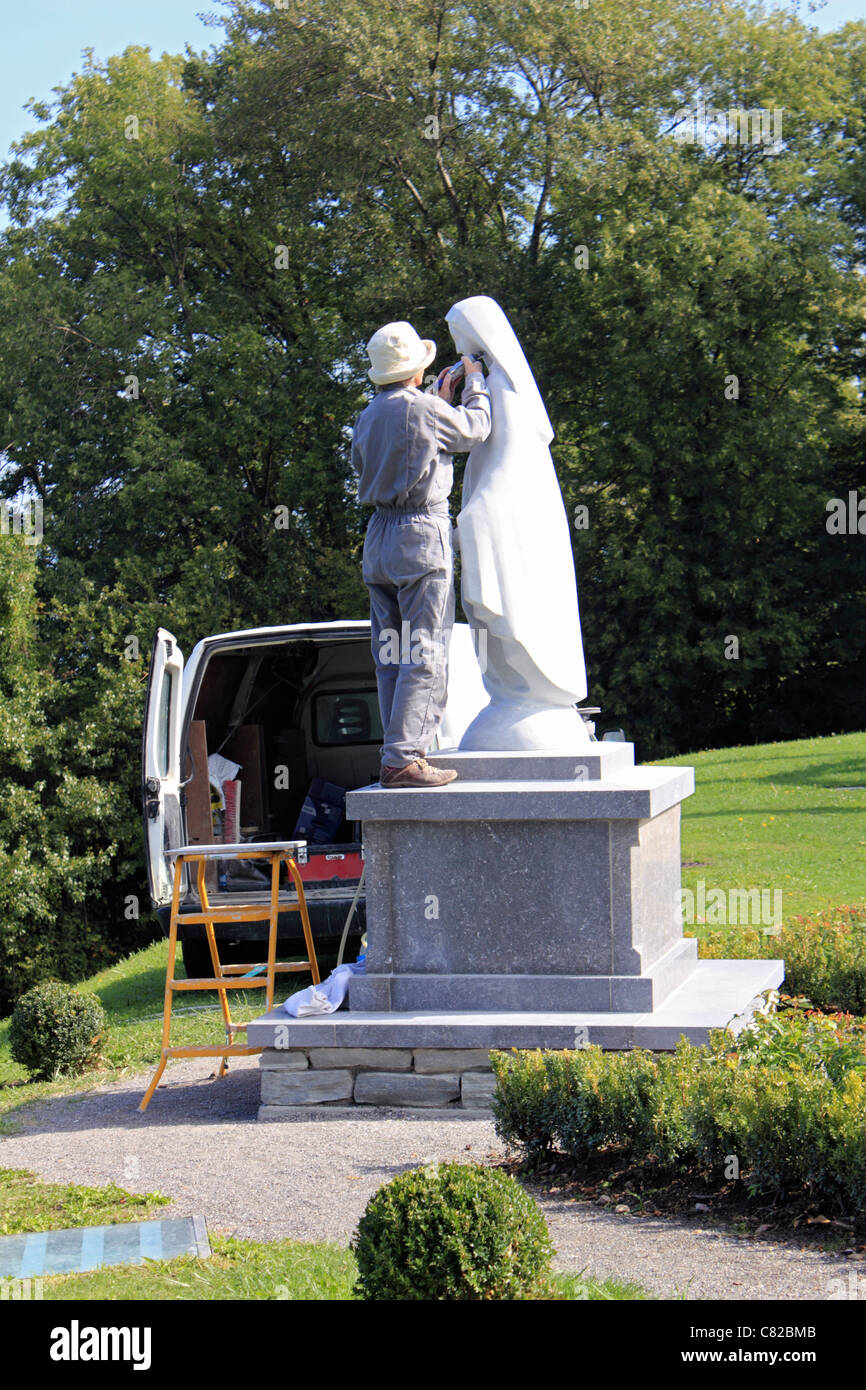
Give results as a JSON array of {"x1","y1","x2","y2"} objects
[
  {"x1": 256, "y1": 1045, "x2": 495, "y2": 1118},
  {"x1": 250, "y1": 959, "x2": 784, "y2": 1117},
  {"x1": 349, "y1": 938, "x2": 699, "y2": 1013},
  {"x1": 250, "y1": 745, "x2": 785, "y2": 1117},
  {"x1": 344, "y1": 747, "x2": 696, "y2": 1014}
]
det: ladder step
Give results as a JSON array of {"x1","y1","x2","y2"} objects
[
  {"x1": 161, "y1": 1045, "x2": 263, "y2": 1058},
  {"x1": 170, "y1": 978, "x2": 270, "y2": 990},
  {"x1": 171, "y1": 965, "x2": 314, "y2": 989},
  {"x1": 180, "y1": 906, "x2": 302, "y2": 924},
  {"x1": 217, "y1": 962, "x2": 311, "y2": 974}
]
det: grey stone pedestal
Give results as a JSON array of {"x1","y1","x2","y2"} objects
[
  {"x1": 248, "y1": 743, "x2": 783, "y2": 1116},
  {"x1": 347, "y1": 746, "x2": 700, "y2": 1013}
]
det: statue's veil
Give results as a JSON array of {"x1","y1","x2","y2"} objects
[
  {"x1": 445, "y1": 297, "x2": 553, "y2": 444},
  {"x1": 445, "y1": 294, "x2": 588, "y2": 708}
]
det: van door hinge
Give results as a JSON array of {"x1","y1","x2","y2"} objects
[{"x1": 145, "y1": 775, "x2": 161, "y2": 820}]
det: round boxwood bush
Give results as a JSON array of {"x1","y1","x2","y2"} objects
[
  {"x1": 9, "y1": 982, "x2": 105, "y2": 1080},
  {"x1": 351, "y1": 1161, "x2": 553, "y2": 1300}
]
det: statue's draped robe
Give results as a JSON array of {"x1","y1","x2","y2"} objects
[{"x1": 446, "y1": 297, "x2": 588, "y2": 709}]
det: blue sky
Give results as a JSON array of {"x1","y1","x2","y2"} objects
[
  {"x1": 0, "y1": 0, "x2": 863, "y2": 162},
  {"x1": 1, "y1": 1, "x2": 230, "y2": 162}
]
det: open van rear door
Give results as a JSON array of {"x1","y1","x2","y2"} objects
[{"x1": 142, "y1": 628, "x2": 185, "y2": 908}]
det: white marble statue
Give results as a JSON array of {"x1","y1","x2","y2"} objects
[{"x1": 445, "y1": 295, "x2": 591, "y2": 751}]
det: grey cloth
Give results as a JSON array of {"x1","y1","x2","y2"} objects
[
  {"x1": 352, "y1": 370, "x2": 492, "y2": 768},
  {"x1": 351, "y1": 370, "x2": 491, "y2": 510}
]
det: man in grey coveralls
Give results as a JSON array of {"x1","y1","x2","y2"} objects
[{"x1": 351, "y1": 320, "x2": 492, "y2": 787}]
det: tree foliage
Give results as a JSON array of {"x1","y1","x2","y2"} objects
[
  {"x1": 0, "y1": 539, "x2": 145, "y2": 1009},
  {"x1": 0, "y1": 0, "x2": 864, "y2": 994}
]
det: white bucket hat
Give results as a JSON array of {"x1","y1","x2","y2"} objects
[{"x1": 366, "y1": 320, "x2": 436, "y2": 385}]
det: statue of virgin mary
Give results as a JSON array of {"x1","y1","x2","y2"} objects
[{"x1": 445, "y1": 295, "x2": 591, "y2": 751}]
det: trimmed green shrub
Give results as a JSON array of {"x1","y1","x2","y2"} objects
[
  {"x1": 644, "y1": 1042, "x2": 717, "y2": 1172},
  {"x1": 696, "y1": 905, "x2": 866, "y2": 1014},
  {"x1": 735, "y1": 1002, "x2": 866, "y2": 1083},
  {"x1": 486, "y1": 1049, "x2": 560, "y2": 1159},
  {"x1": 552, "y1": 1046, "x2": 660, "y2": 1164},
  {"x1": 351, "y1": 1162, "x2": 553, "y2": 1300},
  {"x1": 9, "y1": 982, "x2": 106, "y2": 1080},
  {"x1": 491, "y1": 1021, "x2": 866, "y2": 1211}
]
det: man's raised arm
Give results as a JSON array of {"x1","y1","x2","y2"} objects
[{"x1": 430, "y1": 363, "x2": 492, "y2": 454}]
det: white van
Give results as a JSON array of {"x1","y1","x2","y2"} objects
[{"x1": 142, "y1": 621, "x2": 492, "y2": 977}]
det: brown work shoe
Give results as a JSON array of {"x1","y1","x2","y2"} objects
[{"x1": 380, "y1": 758, "x2": 458, "y2": 788}]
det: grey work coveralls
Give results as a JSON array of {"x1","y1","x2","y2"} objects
[{"x1": 351, "y1": 370, "x2": 492, "y2": 767}]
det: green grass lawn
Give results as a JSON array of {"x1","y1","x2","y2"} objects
[
  {"x1": 0, "y1": 1168, "x2": 648, "y2": 1300},
  {"x1": 658, "y1": 730, "x2": 866, "y2": 925},
  {"x1": 39, "y1": 1235, "x2": 359, "y2": 1301},
  {"x1": 36, "y1": 1238, "x2": 647, "y2": 1301},
  {"x1": 0, "y1": 1166, "x2": 170, "y2": 1234}
]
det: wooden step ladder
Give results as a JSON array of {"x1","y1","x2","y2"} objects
[{"x1": 139, "y1": 841, "x2": 319, "y2": 1112}]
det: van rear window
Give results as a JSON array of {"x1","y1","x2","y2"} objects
[
  {"x1": 313, "y1": 691, "x2": 384, "y2": 746},
  {"x1": 157, "y1": 670, "x2": 173, "y2": 776}
]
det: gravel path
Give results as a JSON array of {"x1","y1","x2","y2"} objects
[{"x1": 0, "y1": 1058, "x2": 856, "y2": 1301}]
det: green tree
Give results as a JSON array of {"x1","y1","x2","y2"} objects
[
  {"x1": 0, "y1": 536, "x2": 149, "y2": 1009},
  {"x1": 0, "y1": 0, "x2": 863, "y2": 1000},
  {"x1": 0, "y1": 44, "x2": 368, "y2": 643},
  {"x1": 190, "y1": 0, "x2": 866, "y2": 751}
]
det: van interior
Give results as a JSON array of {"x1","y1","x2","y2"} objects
[{"x1": 181, "y1": 635, "x2": 381, "y2": 929}]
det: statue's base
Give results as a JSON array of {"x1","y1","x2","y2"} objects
[
  {"x1": 346, "y1": 938, "x2": 699, "y2": 1012},
  {"x1": 249, "y1": 960, "x2": 783, "y2": 1116},
  {"x1": 458, "y1": 697, "x2": 592, "y2": 752},
  {"x1": 248, "y1": 961, "x2": 783, "y2": 1052},
  {"x1": 345, "y1": 747, "x2": 700, "y2": 1013},
  {"x1": 247, "y1": 745, "x2": 784, "y2": 1114}
]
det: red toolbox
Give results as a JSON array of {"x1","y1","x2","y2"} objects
[{"x1": 294, "y1": 843, "x2": 364, "y2": 887}]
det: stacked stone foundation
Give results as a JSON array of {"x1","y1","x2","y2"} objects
[{"x1": 258, "y1": 1046, "x2": 496, "y2": 1117}]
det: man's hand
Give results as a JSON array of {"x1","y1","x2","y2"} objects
[
  {"x1": 437, "y1": 356, "x2": 481, "y2": 403},
  {"x1": 437, "y1": 368, "x2": 455, "y2": 402}
]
